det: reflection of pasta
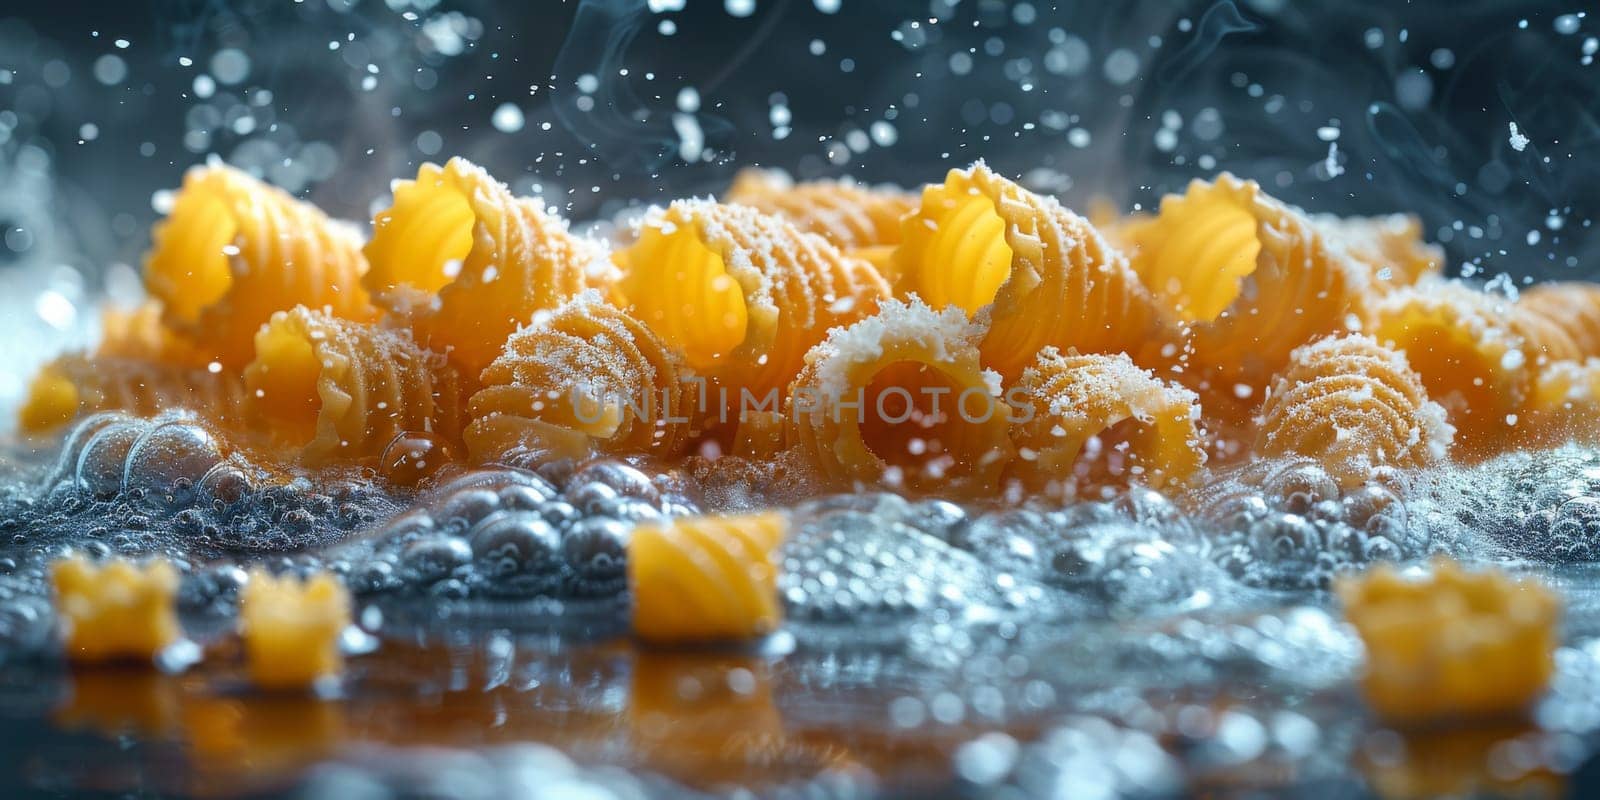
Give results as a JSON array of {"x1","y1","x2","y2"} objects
[
  {"x1": 144, "y1": 164, "x2": 376, "y2": 367},
  {"x1": 243, "y1": 306, "x2": 463, "y2": 463},
  {"x1": 629, "y1": 512, "x2": 786, "y2": 643},
  {"x1": 96, "y1": 302, "x2": 212, "y2": 369},
  {"x1": 724, "y1": 168, "x2": 915, "y2": 252},
  {"x1": 19, "y1": 354, "x2": 246, "y2": 434},
  {"x1": 1513, "y1": 282, "x2": 1600, "y2": 362},
  {"x1": 1124, "y1": 173, "x2": 1369, "y2": 384},
  {"x1": 1256, "y1": 335, "x2": 1453, "y2": 488},
  {"x1": 52, "y1": 556, "x2": 181, "y2": 663},
  {"x1": 1009, "y1": 347, "x2": 1204, "y2": 492},
  {"x1": 786, "y1": 298, "x2": 1016, "y2": 495},
  {"x1": 1365, "y1": 280, "x2": 1529, "y2": 456},
  {"x1": 893, "y1": 162, "x2": 1163, "y2": 379},
  {"x1": 1316, "y1": 213, "x2": 1442, "y2": 291},
  {"x1": 465, "y1": 291, "x2": 696, "y2": 463},
  {"x1": 617, "y1": 199, "x2": 888, "y2": 397},
  {"x1": 1337, "y1": 558, "x2": 1559, "y2": 725},
  {"x1": 362, "y1": 158, "x2": 595, "y2": 374}
]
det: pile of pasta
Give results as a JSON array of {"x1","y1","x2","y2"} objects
[{"x1": 20, "y1": 158, "x2": 1600, "y2": 500}]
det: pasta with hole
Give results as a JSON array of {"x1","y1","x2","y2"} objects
[
  {"x1": 893, "y1": 161, "x2": 1165, "y2": 380},
  {"x1": 785, "y1": 297, "x2": 1016, "y2": 495},
  {"x1": 362, "y1": 157, "x2": 596, "y2": 375},
  {"x1": 143, "y1": 164, "x2": 377, "y2": 368},
  {"x1": 616, "y1": 199, "x2": 889, "y2": 400},
  {"x1": 242, "y1": 306, "x2": 464, "y2": 464}
]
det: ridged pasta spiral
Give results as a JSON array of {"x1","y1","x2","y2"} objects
[
  {"x1": 616, "y1": 199, "x2": 889, "y2": 399},
  {"x1": 465, "y1": 291, "x2": 697, "y2": 463},
  {"x1": 362, "y1": 157, "x2": 596, "y2": 375},
  {"x1": 785, "y1": 297, "x2": 1017, "y2": 495},
  {"x1": 1315, "y1": 213, "x2": 1443, "y2": 292},
  {"x1": 1512, "y1": 282, "x2": 1600, "y2": 363},
  {"x1": 724, "y1": 168, "x2": 914, "y2": 252},
  {"x1": 1365, "y1": 280, "x2": 1529, "y2": 456},
  {"x1": 893, "y1": 161, "x2": 1164, "y2": 380},
  {"x1": 1124, "y1": 173, "x2": 1370, "y2": 383},
  {"x1": 629, "y1": 512, "x2": 787, "y2": 643},
  {"x1": 96, "y1": 301, "x2": 212, "y2": 369},
  {"x1": 1521, "y1": 358, "x2": 1600, "y2": 444},
  {"x1": 144, "y1": 164, "x2": 376, "y2": 368},
  {"x1": 1256, "y1": 334, "x2": 1453, "y2": 488},
  {"x1": 1009, "y1": 347, "x2": 1205, "y2": 493},
  {"x1": 19, "y1": 354, "x2": 246, "y2": 434},
  {"x1": 242, "y1": 306, "x2": 463, "y2": 463}
]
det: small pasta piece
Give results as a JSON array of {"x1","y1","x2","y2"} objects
[
  {"x1": 240, "y1": 571, "x2": 350, "y2": 690},
  {"x1": 144, "y1": 164, "x2": 376, "y2": 367},
  {"x1": 1514, "y1": 282, "x2": 1600, "y2": 362},
  {"x1": 1256, "y1": 335, "x2": 1453, "y2": 488},
  {"x1": 19, "y1": 353, "x2": 246, "y2": 434},
  {"x1": 1009, "y1": 347, "x2": 1205, "y2": 493},
  {"x1": 242, "y1": 306, "x2": 464, "y2": 464},
  {"x1": 96, "y1": 301, "x2": 213, "y2": 369},
  {"x1": 52, "y1": 556, "x2": 181, "y2": 663},
  {"x1": 786, "y1": 297, "x2": 1017, "y2": 495},
  {"x1": 1337, "y1": 558, "x2": 1559, "y2": 725},
  {"x1": 724, "y1": 167, "x2": 915, "y2": 251},
  {"x1": 893, "y1": 161, "x2": 1164, "y2": 379},
  {"x1": 362, "y1": 158, "x2": 595, "y2": 375},
  {"x1": 617, "y1": 199, "x2": 888, "y2": 398},
  {"x1": 1124, "y1": 173, "x2": 1369, "y2": 384},
  {"x1": 629, "y1": 512, "x2": 786, "y2": 643},
  {"x1": 465, "y1": 291, "x2": 697, "y2": 463},
  {"x1": 1365, "y1": 280, "x2": 1529, "y2": 456},
  {"x1": 1316, "y1": 212, "x2": 1443, "y2": 292}
]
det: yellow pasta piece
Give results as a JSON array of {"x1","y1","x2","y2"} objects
[
  {"x1": 19, "y1": 353, "x2": 246, "y2": 434},
  {"x1": 724, "y1": 167, "x2": 915, "y2": 251},
  {"x1": 617, "y1": 199, "x2": 888, "y2": 398},
  {"x1": 242, "y1": 306, "x2": 464, "y2": 464},
  {"x1": 1009, "y1": 347, "x2": 1204, "y2": 493},
  {"x1": 362, "y1": 158, "x2": 594, "y2": 375},
  {"x1": 1337, "y1": 558, "x2": 1559, "y2": 725},
  {"x1": 1365, "y1": 280, "x2": 1529, "y2": 457},
  {"x1": 1514, "y1": 282, "x2": 1600, "y2": 362},
  {"x1": 1256, "y1": 335, "x2": 1453, "y2": 489},
  {"x1": 239, "y1": 571, "x2": 350, "y2": 690},
  {"x1": 1124, "y1": 173, "x2": 1369, "y2": 384},
  {"x1": 786, "y1": 297, "x2": 1017, "y2": 495},
  {"x1": 893, "y1": 162, "x2": 1165, "y2": 380},
  {"x1": 629, "y1": 512, "x2": 787, "y2": 643},
  {"x1": 144, "y1": 164, "x2": 376, "y2": 368},
  {"x1": 1316, "y1": 212, "x2": 1443, "y2": 292},
  {"x1": 52, "y1": 556, "x2": 181, "y2": 663},
  {"x1": 96, "y1": 301, "x2": 213, "y2": 369},
  {"x1": 465, "y1": 291, "x2": 697, "y2": 463}
]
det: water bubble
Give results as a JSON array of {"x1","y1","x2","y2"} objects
[
  {"x1": 491, "y1": 103, "x2": 525, "y2": 133},
  {"x1": 92, "y1": 54, "x2": 127, "y2": 85},
  {"x1": 210, "y1": 49, "x2": 251, "y2": 85}
]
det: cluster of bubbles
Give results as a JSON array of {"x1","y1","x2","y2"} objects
[{"x1": 332, "y1": 461, "x2": 697, "y2": 608}]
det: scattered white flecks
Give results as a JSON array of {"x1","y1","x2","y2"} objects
[
  {"x1": 1324, "y1": 142, "x2": 1344, "y2": 177},
  {"x1": 673, "y1": 112, "x2": 704, "y2": 162},
  {"x1": 1509, "y1": 121, "x2": 1530, "y2": 152},
  {"x1": 491, "y1": 102, "x2": 525, "y2": 133}
]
